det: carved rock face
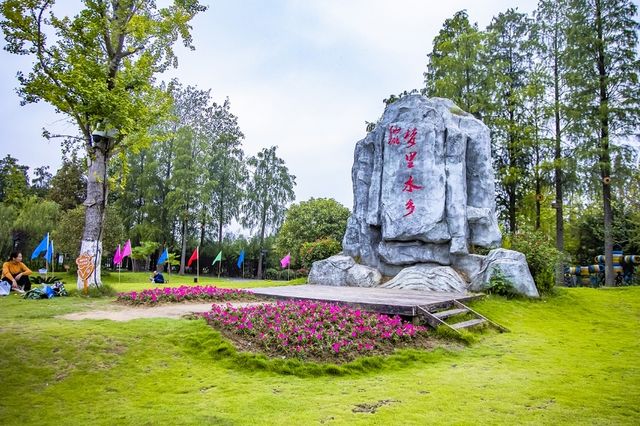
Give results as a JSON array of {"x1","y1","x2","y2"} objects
[
  {"x1": 343, "y1": 95, "x2": 501, "y2": 269},
  {"x1": 308, "y1": 96, "x2": 538, "y2": 298}
]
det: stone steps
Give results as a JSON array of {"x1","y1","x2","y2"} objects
[{"x1": 417, "y1": 300, "x2": 508, "y2": 334}]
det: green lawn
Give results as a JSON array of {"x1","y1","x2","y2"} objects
[{"x1": 0, "y1": 275, "x2": 638, "y2": 425}]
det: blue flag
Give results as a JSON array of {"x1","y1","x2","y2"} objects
[
  {"x1": 31, "y1": 233, "x2": 49, "y2": 260},
  {"x1": 237, "y1": 250, "x2": 245, "y2": 268},
  {"x1": 157, "y1": 248, "x2": 168, "y2": 265},
  {"x1": 45, "y1": 240, "x2": 54, "y2": 263}
]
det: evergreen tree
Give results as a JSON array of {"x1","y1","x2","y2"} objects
[
  {"x1": 483, "y1": 9, "x2": 537, "y2": 233},
  {"x1": 31, "y1": 166, "x2": 52, "y2": 199},
  {"x1": 424, "y1": 10, "x2": 485, "y2": 116},
  {"x1": 0, "y1": 155, "x2": 29, "y2": 206},
  {"x1": 48, "y1": 156, "x2": 86, "y2": 211},
  {"x1": 243, "y1": 147, "x2": 296, "y2": 278},
  {"x1": 565, "y1": 0, "x2": 640, "y2": 285},
  {"x1": 535, "y1": 0, "x2": 572, "y2": 252}
]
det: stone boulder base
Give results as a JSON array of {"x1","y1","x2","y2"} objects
[
  {"x1": 470, "y1": 249, "x2": 539, "y2": 297},
  {"x1": 308, "y1": 255, "x2": 382, "y2": 287},
  {"x1": 346, "y1": 264, "x2": 382, "y2": 287},
  {"x1": 381, "y1": 264, "x2": 468, "y2": 293},
  {"x1": 308, "y1": 255, "x2": 355, "y2": 286}
]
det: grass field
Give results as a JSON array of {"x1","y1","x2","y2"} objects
[{"x1": 0, "y1": 274, "x2": 638, "y2": 425}]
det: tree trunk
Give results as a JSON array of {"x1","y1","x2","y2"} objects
[
  {"x1": 256, "y1": 206, "x2": 267, "y2": 279},
  {"x1": 553, "y1": 21, "x2": 564, "y2": 254},
  {"x1": 199, "y1": 206, "x2": 206, "y2": 248},
  {"x1": 596, "y1": 0, "x2": 614, "y2": 286},
  {"x1": 179, "y1": 217, "x2": 187, "y2": 275},
  {"x1": 77, "y1": 140, "x2": 109, "y2": 289},
  {"x1": 535, "y1": 145, "x2": 541, "y2": 230}
]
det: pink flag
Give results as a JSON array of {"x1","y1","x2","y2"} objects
[
  {"x1": 121, "y1": 240, "x2": 132, "y2": 258},
  {"x1": 113, "y1": 244, "x2": 122, "y2": 265},
  {"x1": 280, "y1": 253, "x2": 291, "y2": 268}
]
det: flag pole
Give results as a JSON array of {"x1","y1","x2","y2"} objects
[
  {"x1": 197, "y1": 246, "x2": 200, "y2": 284},
  {"x1": 45, "y1": 233, "x2": 49, "y2": 280},
  {"x1": 218, "y1": 255, "x2": 221, "y2": 279}
]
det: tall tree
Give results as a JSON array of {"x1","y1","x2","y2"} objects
[
  {"x1": 163, "y1": 83, "x2": 211, "y2": 274},
  {"x1": 203, "y1": 99, "x2": 246, "y2": 249},
  {"x1": 565, "y1": 0, "x2": 640, "y2": 285},
  {"x1": 483, "y1": 9, "x2": 536, "y2": 233},
  {"x1": 535, "y1": 0, "x2": 572, "y2": 253},
  {"x1": 243, "y1": 146, "x2": 296, "y2": 279},
  {"x1": 0, "y1": 0, "x2": 206, "y2": 287},
  {"x1": 31, "y1": 165, "x2": 52, "y2": 198},
  {"x1": 0, "y1": 155, "x2": 29, "y2": 206},
  {"x1": 424, "y1": 10, "x2": 485, "y2": 116},
  {"x1": 48, "y1": 156, "x2": 86, "y2": 211}
]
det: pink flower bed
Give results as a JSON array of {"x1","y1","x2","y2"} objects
[
  {"x1": 116, "y1": 285, "x2": 254, "y2": 305},
  {"x1": 200, "y1": 300, "x2": 428, "y2": 358}
]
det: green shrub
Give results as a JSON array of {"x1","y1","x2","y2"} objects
[
  {"x1": 265, "y1": 268, "x2": 279, "y2": 280},
  {"x1": 30, "y1": 275, "x2": 63, "y2": 285},
  {"x1": 295, "y1": 268, "x2": 309, "y2": 278},
  {"x1": 487, "y1": 270, "x2": 520, "y2": 298},
  {"x1": 299, "y1": 238, "x2": 341, "y2": 268},
  {"x1": 279, "y1": 270, "x2": 293, "y2": 281},
  {"x1": 507, "y1": 227, "x2": 565, "y2": 294}
]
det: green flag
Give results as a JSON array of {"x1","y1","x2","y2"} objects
[{"x1": 212, "y1": 251, "x2": 222, "y2": 265}]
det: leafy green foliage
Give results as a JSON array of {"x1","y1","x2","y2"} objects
[
  {"x1": 242, "y1": 146, "x2": 296, "y2": 277},
  {"x1": 275, "y1": 198, "x2": 350, "y2": 267},
  {"x1": 424, "y1": 10, "x2": 485, "y2": 115},
  {"x1": 52, "y1": 205, "x2": 124, "y2": 263},
  {"x1": 484, "y1": 9, "x2": 537, "y2": 233},
  {"x1": 11, "y1": 197, "x2": 60, "y2": 260},
  {"x1": 299, "y1": 238, "x2": 342, "y2": 269},
  {"x1": 0, "y1": 203, "x2": 18, "y2": 258},
  {"x1": 29, "y1": 275, "x2": 63, "y2": 285},
  {"x1": 486, "y1": 270, "x2": 520, "y2": 298},
  {"x1": 130, "y1": 241, "x2": 160, "y2": 272},
  {"x1": 564, "y1": 0, "x2": 640, "y2": 285},
  {"x1": 0, "y1": 155, "x2": 30, "y2": 206},
  {"x1": 48, "y1": 157, "x2": 86, "y2": 211},
  {"x1": 0, "y1": 0, "x2": 207, "y2": 283},
  {"x1": 30, "y1": 166, "x2": 51, "y2": 199},
  {"x1": 506, "y1": 227, "x2": 565, "y2": 294},
  {"x1": 565, "y1": 200, "x2": 640, "y2": 265}
]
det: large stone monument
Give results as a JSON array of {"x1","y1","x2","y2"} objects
[{"x1": 308, "y1": 95, "x2": 538, "y2": 297}]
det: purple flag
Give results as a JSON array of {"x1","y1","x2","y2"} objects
[
  {"x1": 113, "y1": 245, "x2": 122, "y2": 265},
  {"x1": 121, "y1": 240, "x2": 132, "y2": 258},
  {"x1": 280, "y1": 253, "x2": 291, "y2": 268}
]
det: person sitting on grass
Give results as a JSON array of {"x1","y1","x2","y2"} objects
[
  {"x1": 150, "y1": 270, "x2": 165, "y2": 284},
  {"x1": 1, "y1": 251, "x2": 32, "y2": 294}
]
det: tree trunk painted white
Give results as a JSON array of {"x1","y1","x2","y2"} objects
[
  {"x1": 77, "y1": 139, "x2": 109, "y2": 289},
  {"x1": 77, "y1": 239, "x2": 103, "y2": 289}
]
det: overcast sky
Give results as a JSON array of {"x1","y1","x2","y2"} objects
[{"x1": 0, "y1": 0, "x2": 545, "y2": 210}]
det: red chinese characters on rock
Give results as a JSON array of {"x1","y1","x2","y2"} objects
[
  {"x1": 403, "y1": 199, "x2": 416, "y2": 217},
  {"x1": 404, "y1": 128, "x2": 417, "y2": 147},
  {"x1": 402, "y1": 175, "x2": 423, "y2": 193},
  {"x1": 388, "y1": 126, "x2": 401, "y2": 145},
  {"x1": 405, "y1": 151, "x2": 417, "y2": 168},
  {"x1": 387, "y1": 125, "x2": 422, "y2": 217}
]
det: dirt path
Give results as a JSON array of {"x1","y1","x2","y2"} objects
[{"x1": 59, "y1": 302, "x2": 265, "y2": 322}]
